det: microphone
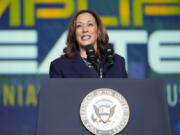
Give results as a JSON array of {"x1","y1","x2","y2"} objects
[
  {"x1": 85, "y1": 45, "x2": 97, "y2": 64},
  {"x1": 85, "y1": 45, "x2": 102, "y2": 78},
  {"x1": 104, "y1": 44, "x2": 114, "y2": 65}
]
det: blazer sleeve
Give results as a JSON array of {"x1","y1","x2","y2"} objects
[{"x1": 49, "y1": 61, "x2": 64, "y2": 78}]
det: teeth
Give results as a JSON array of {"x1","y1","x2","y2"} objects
[{"x1": 82, "y1": 35, "x2": 90, "y2": 40}]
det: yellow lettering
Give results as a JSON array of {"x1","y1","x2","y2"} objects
[
  {"x1": 25, "y1": 85, "x2": 37, "y2": 106},
  {"x1": 3, "y1": 85, "x2": 15, "y2": 106},
  {"x1": 0, "y1": 0, "x2": 9, "y2": 17},
  {"x1": 24, "y1": 0, "x2": 74, "y2": 26},
  {"x1": 133, "y1": 0, "x2": 180, "y2": 26},
  {"x1": 0, "y1": 0, "x2": 21, "y2": 26},
  {"x1": 24, "y1": 0, "x2": 35, "y2": 26},
  {"x1": 119, "y1": 0, "x2": 130, "y2": 26},
  {"x1": 101, "y1": 17, "x2": 118, "y2": 27},
  {"x1": 145, "y1": 6, "x2": 180, "y2": 15},
  {"x1": 77, "y1": 0, "x2": 88, "y2": 11},
  {"x1": 17, "y1": 85, "x2": 23, "y2": 107}
]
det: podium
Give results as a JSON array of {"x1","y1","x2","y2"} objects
[{"x1": 36, "y1": 79, "x2": 171, "y2": 135}]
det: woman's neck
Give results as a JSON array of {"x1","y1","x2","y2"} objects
[{"x1": 80, "y1": 49, "x2": 87, "y2": 58}]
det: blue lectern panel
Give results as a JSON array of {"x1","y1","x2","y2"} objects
[{"x1": 36, "y1": 79, "x2": 171, "y2": 135}]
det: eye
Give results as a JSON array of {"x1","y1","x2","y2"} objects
[
  {"x1": 88, "y1": 23, "x2": 93, "y2": 26},
  {"x1": 76, "y1": 24, "x2": 82, "y2": 28}
]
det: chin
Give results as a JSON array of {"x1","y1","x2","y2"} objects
[{"x1": 81, "y1": 43, "x2": 92, "y2": 46}]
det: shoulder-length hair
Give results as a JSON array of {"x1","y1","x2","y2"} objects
[{"x1": 62, "y1": 9, "x2": 109, "y2": 58}]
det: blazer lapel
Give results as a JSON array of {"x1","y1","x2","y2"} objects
[{"x1": 70, "y1": 53, "x2": 95, "y2": 78}]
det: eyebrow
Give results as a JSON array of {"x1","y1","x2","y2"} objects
[{"x1": 76, "y1": 20, "x2": 96, "y2": 24}]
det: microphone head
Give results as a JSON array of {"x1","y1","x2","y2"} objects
[
  {"x1": 104, "y1": 43, "x2": 114, "y2": 54},
  {"x1": 104, "y1": 44, "x2": 114, "y2": 64},
  {"x1": 85, "y1": 44, "x2": 95, "y2": 55},
  {"x1": 85, "y1": 45, "x2": 97, "y2": 64}
]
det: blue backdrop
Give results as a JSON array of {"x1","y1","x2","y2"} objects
[{"x1": 0, "y1": 0, "x2": 180, "y2": 135}]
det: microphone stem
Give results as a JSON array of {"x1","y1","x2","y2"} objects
[
  {"x1": 100, "y1": 67, "x2": 103, "y2": 78},
  {"x1": 99, "y1": 59, "x2": 104, "y2": 78}
]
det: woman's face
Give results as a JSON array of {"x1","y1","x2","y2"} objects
[{"x1": 75, "y1": 12, "x2": 98, "y2": 50}]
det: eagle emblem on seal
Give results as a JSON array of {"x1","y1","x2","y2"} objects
[{"x1": 93, "y1": 104, "x2": 116, "y2": 123}]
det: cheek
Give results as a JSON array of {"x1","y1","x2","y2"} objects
[
  {"x1": 75, "y1": 31, "x2": 79, "y2": 37},
  {"x1": 75, "y1": 31, "x2": 81, "y2": 40},
  {"x1": 92, "y1": 31, "x2": 98, "y2": 40},
  {"x1": 92, "y1": 28, "x2": 98, "y2": 38}
]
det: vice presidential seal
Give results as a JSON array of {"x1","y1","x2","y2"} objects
[{"x1": 80, "y1": 88, "x2": 130, "y2": 135}]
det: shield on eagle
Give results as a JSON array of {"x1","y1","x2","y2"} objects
[{"x1": 93, "y1": 105, "x2": 116, "y2": 123}]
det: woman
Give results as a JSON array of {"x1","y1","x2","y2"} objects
[{"x1": 49, "y1": 9, "x2": 127, "y2": 78}]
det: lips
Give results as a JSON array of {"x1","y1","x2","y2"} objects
[{"x1": 81, "y1": 35, "x2": 91, "y2": 40}]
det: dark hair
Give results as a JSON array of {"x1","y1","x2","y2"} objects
[{"x1": 62, "y1": 9, "x2": 109, "y2": 58}]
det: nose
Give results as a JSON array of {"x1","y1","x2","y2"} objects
[{"x1": 82, "y1": 25, "x2": 88, "y2": 33}]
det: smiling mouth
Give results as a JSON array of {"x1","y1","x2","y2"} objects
[{"x1": 81, "y1": 35, "x2": 91, "y2": 40}]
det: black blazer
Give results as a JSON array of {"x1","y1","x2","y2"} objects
[{"x1": 49, "y1": 53, "x2": 128, "y2": 78}]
